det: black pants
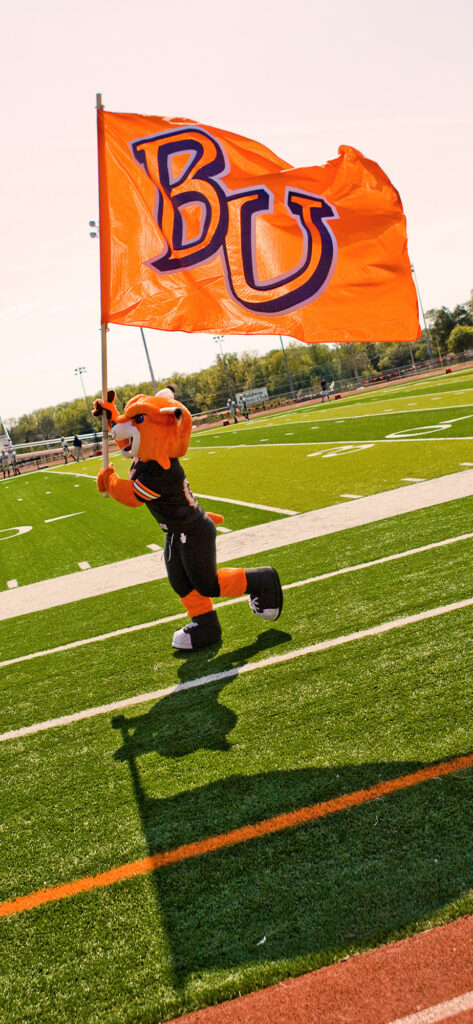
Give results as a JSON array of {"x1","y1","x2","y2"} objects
[{"x1": 164, "y1": 514, "x2": 220, "y2": 599}]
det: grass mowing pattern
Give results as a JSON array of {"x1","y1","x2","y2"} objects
[{"x1": 1, "y1": 368, "x2": 473, "y2": 1023}]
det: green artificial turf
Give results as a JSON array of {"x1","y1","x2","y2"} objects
[
  {"x1": 1, "y1": 373, "x2": 473, "y2": 1023},
  {"x1": 2, "y1": 609, "x2": 473, "y2": 1023}
]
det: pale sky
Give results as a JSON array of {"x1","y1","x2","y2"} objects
[{"x1": 1, "y1": 0, "x2": 472, "y2": 423}]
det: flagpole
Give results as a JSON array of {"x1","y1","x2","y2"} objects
[{"x1": 96, "y1": 92, "x2": 109, "y2": 477}]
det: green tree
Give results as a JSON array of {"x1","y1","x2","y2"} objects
[
  {"x1": 378, "y1": 343, "x2": 415, "y2": 371},
  {"x1": 447, "y1": 325, "x2": 473, "y2": 355},
  {"x1": 426, "y1": 303, "x2": 472, "y2": 357}
]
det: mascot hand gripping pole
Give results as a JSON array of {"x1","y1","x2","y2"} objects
[{"x1": 93, "y1": 388, "x2": 283, "y2": 651}]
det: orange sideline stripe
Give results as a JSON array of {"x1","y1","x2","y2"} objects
[{"x1": 1, "y1": 752, "x2": 472, "y2": 919}]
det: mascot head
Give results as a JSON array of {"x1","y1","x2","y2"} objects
[{"x1": 111, "y1": 387, "x2": 192, "y2": 469}]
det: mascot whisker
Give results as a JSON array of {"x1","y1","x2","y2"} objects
[{"x1": 93, "y1": 387, "x2": 283, "y2": 651}]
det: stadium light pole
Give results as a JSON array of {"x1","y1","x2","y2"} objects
[
  {"x1": 74, "y1": 366, "x2": 96, "y2": 434},
  {"x1": 139, "y1": 327, "x2": 158, "y2": 394},
  {"x1": 279, "y1": 336, "x2": 296, "y2": 399},
  {"x1": 89, "y1": 220, "x2": 158, "y2": 392},
  {"x1": 213, "y1": 334, "x2": 232, "y2": 402},
  {"x1": 411, "y1": 264, "x2": 434, "y2": 364}
]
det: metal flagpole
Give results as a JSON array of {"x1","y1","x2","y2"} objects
[{"x1": 96, "y1": 92, "x2": 109, "y2": 478}]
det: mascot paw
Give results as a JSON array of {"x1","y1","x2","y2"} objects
[
  {"x1": 97, "y1": 464, "x2": 115, "y2": 493},
  {"x1": 172, "y1": 611, "x2": 222, "y2": 651},
  {"x1": 93, "y1": 390, "x2": 119, "y2": 423}
]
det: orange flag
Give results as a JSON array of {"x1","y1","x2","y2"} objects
[{"x1": 97, "y1": 111, "x2": 420, "y2": 343}]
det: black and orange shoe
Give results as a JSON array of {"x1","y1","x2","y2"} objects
[
  {"x1": 172, "y1": 611, "x2": 222, "y2": 651},
  {"x1": 245, "y1": 567, "x2": 283, "y2": 621}
]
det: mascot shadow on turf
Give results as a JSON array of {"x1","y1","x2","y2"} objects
[
  {"x1": 112, "y1": 697, "x2": 473, "y2": 986},
  {"x1": 115, "y1": 628, "x2": 291, "y2": 758}
]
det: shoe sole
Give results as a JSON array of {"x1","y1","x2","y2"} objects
[{"x1": 172, "y1": 632, "x2": 222, "y2": 651}]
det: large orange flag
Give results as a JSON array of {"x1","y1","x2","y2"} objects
[{"x1": 97, "y1": 111, "x2": 420, "y2": 343}]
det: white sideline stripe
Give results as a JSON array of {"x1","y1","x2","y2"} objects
[
  {"x1": 388, "y1": 988, "x2": 473, "y2": 1023},
  {"x1": 187, "y1": 439, "x2": 473, "y2": 449},
  {"x1": 49, "y1": 470, "x2": 97, "y2": 479},
  {"x1": 44, "y1": 512, "x2": 86, "y2": 523},
  {"x1": 0, "y1": 612, "x2": 186, "y2": 668},
  {"x1": 53, "y1": 441, "x2": 473, "y2": 454},
  {"x1": 2, "y1": 532, "x2": 472, "y2": 670},
  {"x1": 2, "y1": 469, "x2": 473, "y2": 621},
  {"x1": 194, "y1": 491, "x2": 297, "y2": 515},
  {"x1": 3, "y1": 593, "x2": 473, "y2": 743},
  {"x1": 202, "y1": 401, "x2": 473, "y2": 427},
  {"x1": 50, "y1": 472, "x2": 298, "y2": 515}
]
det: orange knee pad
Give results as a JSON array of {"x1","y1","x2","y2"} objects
[
  {"x1": 180, "y1": 590, "x2": 214, "y2": 617},
  {"x1": 217, "y1": 567, "x2": 247, "y2": 597}
]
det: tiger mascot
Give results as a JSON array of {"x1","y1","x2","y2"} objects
[{"x1": 93, "y1": 387, "x2": 283, "y2": 651}]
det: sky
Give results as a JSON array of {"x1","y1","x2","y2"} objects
[{"x1": 1, "y1": 0, "x2": 472, "y2": 424}]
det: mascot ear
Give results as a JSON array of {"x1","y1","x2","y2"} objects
[{"x1": 160, "y1": 406, "x2": 182, "y2": 422}]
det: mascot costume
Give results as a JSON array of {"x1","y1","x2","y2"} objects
[{"x1": 93, "y1": 387, "x2": 282, "y2": 651}]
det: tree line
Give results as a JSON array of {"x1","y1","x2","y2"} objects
[{"x1": 8, "y1": 295, "x2": 473, "y2": 445}]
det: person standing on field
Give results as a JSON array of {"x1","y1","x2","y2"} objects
[
  {"x1": 9, "y1": 449, "x2": 20, "y2": 475},
  {"x1": 61, "y1": 438, "x2": 71, "y2": 464},
  {"x1": 72, "y1": 435, "x2": 85, "y2": 461}
]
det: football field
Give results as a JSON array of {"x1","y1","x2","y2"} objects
[{"x1": 1, "y1": 368, "x2": 473, "y2": 1024}]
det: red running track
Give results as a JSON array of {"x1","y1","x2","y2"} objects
[{"x1": 169, "y1": 914, "x2": 473, "y2": 1024}]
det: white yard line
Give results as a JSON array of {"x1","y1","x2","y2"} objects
[
  {"x1": 189, "y1": 439, "x2": 473, "y2": 449},
  {"x1": 44, "y1": 512, "x2": 86, "y2": 523},
  {"x1": 2, "y1": 592, "x2": 473, "y2": 743},
  {"x1": 194, "y1": 491, "x2": 297, "y2": 515},
  {"x1": 2, "y1": 531, "x2": 472, "y2": 670},
  {"x1": 49, "y1": 470, "x2": 97, "y2": 478},
  {"x1": 50, "y1": 469, "x2": 297, "y2": 513},
  {"x1": 200, "y1": 401, "x2": 473, "y2": 428},
  {"x1": 388, "y1": 989, "x2": 473, "y2": 1024},
  {"x1": 1, "y1": 469, "x2": 473, "y2": 621}
]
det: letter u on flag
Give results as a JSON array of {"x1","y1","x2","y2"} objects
[{"x1": 97, "y1": 111, "x2": 420, "y2": 343}]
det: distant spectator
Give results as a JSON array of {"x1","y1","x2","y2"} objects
[
  {"x1": 320, "y1": 379, "x2": 330, "y2": 403},
  {"x1": 9, "y1": 449, "x2": 20, "y2": 475},
  {"x1": 61, "y1": 437, "x2": 71, "y2": 464},
  {"x1": 1, "y1": 450, "x2": 10, "y2": 478},
  {"x1": 72, "y1": 435, "x2": 85, "y2": 461},
  {"x1": 227, "y1": 399, "x2": 238, "y2": 424}
]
